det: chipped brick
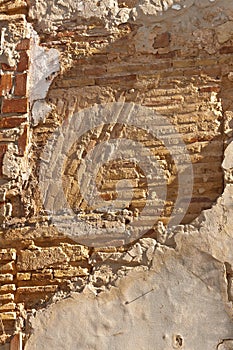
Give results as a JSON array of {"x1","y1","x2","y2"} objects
[
  {"x1": 0, "y1": 117, "x2": 27, "y2": 129},
  {"x1": 0, "y1": 249, "x2": 17, "y2": 261},
  {"x1": 0, "y1": 144, "x2": 8, "y2": 176},
  {"x1": 16, "y1": 38, "x2": 30, "y2": 51},
  {"x1": 0, "y1": 75, "x2": 12, "y2": 96},
  {"x1": 153, "y1": 32, "x2": 171, "y2": 49},
  {"x1": 17, "y1": 51, "x2": 29, "y2": 72},
  {"x1": 18, "y1": 125, "x2": 29, "y2": 156}
]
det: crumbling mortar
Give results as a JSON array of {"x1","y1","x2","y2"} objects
[{"x1": 2, "y1": 0, "x2": 233, "y2": 346}]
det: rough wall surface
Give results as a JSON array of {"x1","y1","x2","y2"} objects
[{"x1": 0, "y1": 0, "x2": 233, "y2": 348}]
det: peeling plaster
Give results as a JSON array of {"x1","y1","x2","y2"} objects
[
  {"x1": 25, "y1": 131, "x2": 233, "y2": 348},
  {"x1": 29, "y1": 40, "x2": 60, "y2": 102},
  {"x1": 29, "y1": 30, "x2": 60, "y2": 125},
  {"x1": 2, "y1": 0, "x2": 233, "y2": 347},
  {"x1": 28, "y1": 0, "x2": 222, "y2": 33},
  {"x1": 31, "y1": 100, "x2": 52, "y2": 126},
  {"x1": 25, "y1": 240, "x2": 233, "y2": 350}
]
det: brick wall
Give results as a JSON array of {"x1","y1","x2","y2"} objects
[
  {"x1": 0, "y1": 9, "x2": 30, "y2": 229},
  {"x1": 1, "y1": 0, "x2": 233, "y2": 347}
]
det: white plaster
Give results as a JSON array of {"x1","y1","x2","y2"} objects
[
  {"x1": 31, "y1": 100, "x2": 52, "y2": 126},
  {"x1": 222, "y1": 142, "x2": 233, "y2": 170},
  {"x1": 172, "y1": 4, "x2": 182, "y2": 10},
  {"x1": 29, "y1": 32, "x2": 60, "y2": 103},
  {"x1": 25, "y1": 243, "x2": 233, "y2": 350}
]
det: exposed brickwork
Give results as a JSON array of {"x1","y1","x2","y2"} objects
[
  {"x1": 0, "y1": 75, "x2": 12, "y2": 96},
  {"x1": 0, "y1": 11, "x2": 31, "y2": 344},
  {"x1": 16, "y1": 39, "x2": 30, "y2": 51},
  {"x1": 1, "y1": 0, "x2": 233, "y2": 348},
  {"x1": 14, "y1": 74, "x2": 27, "y2": 97},
  {"x1": 0, "y1": 145, "x2": 8, "y2": 177},
  {"x1": 0, "y1": 117, "x2": 27, "y2": 129},
  {"x1": 2, "y1": 98, "x2": 28, "y2": 114},
  {"x1": 17, "y1": 125, "x2": 28, "y2": 156},
  {"x1": 16, "y1": 52, "x2": 29, "y2": 73},
  {"x1": 1, "y1": 64, "x2": 16, "y2": 72}
]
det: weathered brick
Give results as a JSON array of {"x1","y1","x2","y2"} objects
[
  {"x1": 0, "y1": 302, "x2": 16, "y2": 311},
  {"x1": 196, "y1": 58, "x2": 217, "y2": 66},
  {"x1": 0, "y1": 284, "x2": 16, "y2": 293},
  {"x1": 154, "y1": 51, "x2": 176, "y2": 59},
  {"x1": 60, "y1": 243, "x2": 89, "y2": 261},
  {"x1": 17, "y1": 247, "x2": 68, "y2": 271},
  {"x1": 0, "y1": 0, "x2": 27, "y2": 14},
  {"x1": 54, "y1": 77, "x2": 95, "y2": 88},
  {"x1": 0, "y1": 274, "x2": 14, "y2": 283},
  {"x1": 10, "y1": 334, "x2": 22, "y2": 350},
  {"x1": 14, "y1": 73, "x2": 27, "y2": 96},
  {"x1": 220, "y1": 46, "x2": 233, "y2": 54},
  {"x1": 1, "y1": 64, "x2": 16, "y2": 71},
  {"x1": 83, "y1": 66, "x2": 107, "y2": 76},
  {"x1": 57, "y1": 30, "x2": 75, "y2": 38},
  {"x1": 200, "y1": 66, "x2": 221, "y2": 77},
  {"x1": 17, "y1": 285, "x2": 58, "y2": 294},
  {"x1": 18, "y1": 125, "x2": 29, "y2": 156},
  {"x1": 107, "y1": 62, "x2": 171, "y2": 75},
  {"x1": 0, "y1": 262, "x2": 15, "y2": 273},
  {"x1": 0, "y1": 75, "x2": 12, "y2": 96},
  {"x1": 153, "y1": 32, "x2": 170, "y2": 49},
  {"x1": 32, "y1": 272, "x2": 53, "y2": 280},
  {"x1": 0, "y1": 294, "x2": 14, "y2": 302},
  {"x1": 16, "y1": 38, "x2": 30, "y2": 51},
  {"x1": 17, "y1": 272, "x2": 31, "y2": 281},
  {"x1": 95, "y1": 74, "x2": 137, "y2": 86},
  {"x1": 0, "y1": 249, "x2": 16, "y2": 261},
  {"x1": 0, "y1": 312, "x2": 16, "y2": 320},
  {"x1": 54, "y1": 267, "x2": 88, "y2": 278},
  {"x1": 0, "y1": 117, "x2": 27, "y2": 128},
  {"x1": 0, "y1": 5, "x2": 229, "y2": 341},
  {"x1": 0, "y1": 144, "x2": 8, "y2": 176},
  {"x1": 198, "y1": 86, "x2": 220, "y2": 93},
  {"x1": 2, "y1": 98, "x2": 28, "y2": 114},
  {"x1": 17, "y1": 51, "x2": 29, "y2": 72},
  {"x1": 173, "y1": 60, "x2": 196, "y2": 68},
  {"x1": 0, "y1": 203, "x2": 6, "y2": 216}
]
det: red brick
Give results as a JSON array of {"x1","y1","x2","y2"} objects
[
  {"x1": 18, "y1": 125, "x2": 29, "y2": 156},
  {"x1": 0, "y1": 117, "x2": 27, "y2": 129},
  {"x1": 16, "y1": 39, "x2": 30, "y2": 51},
  {"x1": 199, "y1": 86, "x2": 220, "y2": 93},
  {"x1": 153, "y1": 32, "x2": 171, "y2": 49},
  {"x1": 220, "y1": 46, "x2": 233, "y2": 54},
  {"x1": 0, "y1": 75, "x2": 12, "y2": 96},
  {"x1": 10, "y1": 333, "x2": 22, "y2": 350},
  {"x1": 1, "y1": 64, "x2": 16, "y2": 72},
  {"x1": 17, "y1": 51, "x2": 29, "y2": 72},
  {"x1": 2, "y1": 98, "x2": 28, "y2": 114},
  {"x1": 14, "y1": 73, "x2": 27, "y2": 96},
  {"x1": 0, "y1": 144, "x2": 8, "y2": 176}
]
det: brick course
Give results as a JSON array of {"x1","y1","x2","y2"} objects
[{"x1": 2, "y1": 98, "x2": 28, "y2": 114}]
